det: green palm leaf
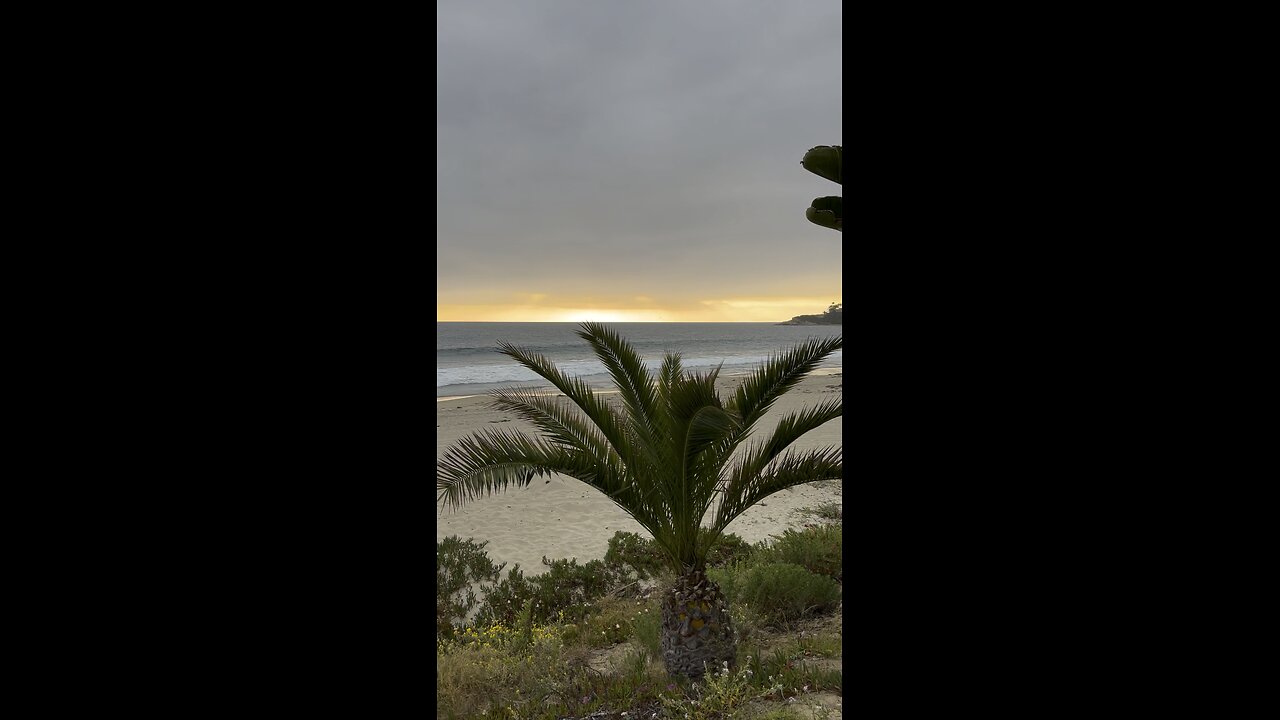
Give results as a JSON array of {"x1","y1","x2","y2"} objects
[
  {"x1": 576, "y1": 322, "x2": 662, "y2": 444},
  {"x1": 487, "y1": 387, "x2": 615, "y2": 458},
  {"x1": 712, "y1": 397, "x2": 842, "y2": 530},
  {"x1": 714, "y1": 446, "x2": 842, "y2": 531},
  {"x1": 731, "y1": 336, "x2": 842, "y2": 428},
  {"x1": 438, "y1": 324, "x2": 841, "y2": 573},
  {"x1": 496, "y1": 341, "x2": 640, "y2": 462}
]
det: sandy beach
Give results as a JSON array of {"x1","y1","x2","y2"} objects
[{"x1": 436, "y1": 369, "x2": 842, "y2": 576}]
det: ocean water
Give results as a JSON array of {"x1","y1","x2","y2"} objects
[{"x1": 437, "y1": 322, "x2": 843, "y2": 399}]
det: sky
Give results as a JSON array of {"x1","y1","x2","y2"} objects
[{"x1": 437, "y1": 0, "x2": 842, "y2": 322}]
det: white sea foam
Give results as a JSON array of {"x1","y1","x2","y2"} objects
[
  {"x1": 436, "y1": 351, "x2": 840, "y2": 391},
  {"x1": 436, "y1": 323, "x2": 842, "y2": 397}
]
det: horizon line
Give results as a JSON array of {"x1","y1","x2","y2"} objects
[{"x1": 432, "y1": 317, "x2": 829, "y2": 320}]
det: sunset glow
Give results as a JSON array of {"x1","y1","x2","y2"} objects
[
  {"x1": 436, "y1": 296, "x2": 839, "y2": 323},
  {"x1": 437, "y1": 0, "x2": 841, "y2": 328}
]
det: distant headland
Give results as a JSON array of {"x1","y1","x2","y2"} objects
[{"x1": 778, "y1": 302, "x2": 841, "y2": 326}]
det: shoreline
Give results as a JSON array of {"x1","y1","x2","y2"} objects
[
  {"x1": 436, "y1": 370, "x2": 842, "y2": 576},
  {"x1": 436, "y1": 366, "x2": 843, "y2": 402}
]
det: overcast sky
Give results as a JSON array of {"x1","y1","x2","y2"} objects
[{"x1": 437, "y1": 0, "x2": 842, "y2": 322}]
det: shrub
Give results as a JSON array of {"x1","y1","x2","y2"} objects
[
  {"x1": 435, "y1": 626, "x2": 569, "y2": 719},
  {"x1": 437, "y1": 536, "x2": 505, "y2": 638},
  {"x1": 605, "y1": 531, "x2": 667, "y2": 580},
  {"x1": 582, "y1": 595, "x2": 637, "y2": 647},
  {"x1": 749, "y1": 646, "x2": 843, "y2": 700},
  {"x1": 474, "y1": 556, "x2": 625, "y2": 630},
  {"x1": 660, "y1": 661, "x2": 757, "y2": 720},
  {"x1": 605, "y1": 529, "x2": 754, "y2": 579},
  {"x1": 516, "y1": 598, "x2": 534, "y2": 649},
  {"x1": 704, "y1": 530, "x2": 755, "y2": 568},
  {"x1": 802, "y1": 501, "x2": 842, "y2": 522},
  {"x1": 726, "y1": 599, "x2": 766, "y2": 645},
  {"x1": 632, "y1": 597, "x2": 662, "y2": 656},
  {"x1": 471, "y1": 564, "x2": 536, "y2": 630},
  {"x1": 710, "y1": 562, "x2": 840, "y2": 626},
  {"x1": 438, "y1": 618, "x2": 562, "y2": 655},
  {"x1": 758, "y1": 525, "x2": 841, "y2": 581}
]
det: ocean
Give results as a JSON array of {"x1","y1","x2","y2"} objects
[{"x1": 437, "y1": 322, "x2": 843, "y2": 399}]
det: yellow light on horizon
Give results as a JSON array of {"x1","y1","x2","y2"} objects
[
  {"x1": 436, "y1": 296, "x2": 840, "y2": 323},
  {"x1": 551, "y1": 308, "x2": 668, "y2": 323}
]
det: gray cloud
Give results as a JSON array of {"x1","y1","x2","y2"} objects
[{"x1": 437, "y1": 0, "x2": 843, "y2": 313}]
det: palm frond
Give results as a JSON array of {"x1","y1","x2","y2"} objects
[
  {"x1": 722, "y1": 398, "x2": 842, "y2": 488},
  {"x1": 712, "y1": 397, "x2": 841, "y2": 529},
  {"x1": 644, "y1": 366, "x2": 735, "y2": 560},
  {"x1": 437, "y1": 426, "x2": 635, "y2": 507},
  {"x1": 487, "y1": 387, "x2": 615, "y2": 458},
  {"x1": 657, "y1": 353, "x2": 683, "y2": 399},
  {"x1": 684, "y1": 404, "x2": 739, "y2": 468},
  {"x1": 497, "y1": 341, "x2": 632, "y2": 457},
  {"x1": 731, "y1": 336, "x2": 842, "y2": 429},
  {"x1": 437, "y1": 328, "x2": 843, "y2": 578},
  {"x1": 712, "y1": 446, "x2": 842, "y2": 532},
  {"x1": 575, "y1": 322, "x2": 663, "y2": 445},
  {"x1": 511, "y1": 325, "x2": 667, "y2": 484},
  {"x1": 665, "y1": 366, "x2": 732, "y2": 465}
]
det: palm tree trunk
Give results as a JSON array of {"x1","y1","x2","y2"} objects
[{"x1": 659, "y1": 569, "x2": 736, "y2": 678}]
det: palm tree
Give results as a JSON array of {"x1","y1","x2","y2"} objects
[{"x1": 437, "y1": 323, "x2": 842, "y2": 678}]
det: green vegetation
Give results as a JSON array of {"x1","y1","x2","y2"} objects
[
  {"x1": 604, "y1": 530, "x2": 668, "y2": 580},
  {"x1": 437, "y1": 536, "x2": 506, "y2": 639},
  {"x1": 436, "y1": 516, "x2": 842, "y2": 719},
  {"x1": 710, "y1": 563, "x2": 841, "y2": 627},
  {"x1": 757, "y1": 525, "x2": 842, "y2": 582},
  {"x1": 605, "y1": 529, "x2": 753, "y2": 581},
  {"x1": 660, "y1": 661, "x2": 758, "y2": 720},
  {"x1": 799, "y1": 502, "x2": 842, "y2": 522},
  {"x1": 473, "y1": 556, "x2": 625, "y2": 630},
  {"x1": 705, "y1": 530, "x2": 756, "y2": 569},
  {"x1": 780, "y1": 302, "x2": 842, "y2": 326},
  {"x1": 438, "y1": 323, "x2": 842, "y2": 678}
]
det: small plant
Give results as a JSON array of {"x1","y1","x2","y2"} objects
[
  {"x1": 623, "y1": 646, "x2": 652, "y2": 684},
  {"x1": 632, "y1": 597, "x2": 662, "y2": 656},
  {"x1": 710, "y1": 563, "x2": 840, "y2": 626},
  {"x1": 585, "y1": 596, "x2": 636, "y2": 647},
  {"x1": 605, "y1": 531, "x2": 667, "y2": 580},
  {"x1": 746, "y1": 647, "x2": 842, "y2": 699},
  {"x1": 438, "y1": 618, "x2": 561, "y2": 655},
  {"x1": 607, "y1": 528, "x2": 755, "y2": 577},
  {"x1": 437, "y1": 535, "x2": 505, "y2": 638},
  {"x1": 704, "y1": 530, "x2": 754, "y2": 568},
  {"x1": 726, "y1": 599, "x2": 766, "y2": 644},
  {"x1": 660, "y1": 660, "x2": 757, "y2": 720},
  {"x1": 607, "y1": 529, "x2": 755, "y2": 578},
  {"x1": 800, "y1": 502, "x2": 842, "y2": 522},
  {"x1": 793, "y1": 632, "x2": 841, "y2": 660},
  {"x1": 472, "y1": 564, "x2": 536, "y2": 630},
  {"x1": 516, "y1": 598, "x2": 534, "y2": 649},
  {"x1": 758, "y1": 525, "x2": 841, "y2": 581},
  {"x1": 474, "y1": 556, "x2": 625, "y2": 630}
]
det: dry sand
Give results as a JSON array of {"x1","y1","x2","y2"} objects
[{"x1": 436, "y1": 369, "x2": 843, "y2": 576}]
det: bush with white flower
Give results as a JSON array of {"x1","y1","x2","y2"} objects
[{"x1": 659, "y1": 661, "x2": 757, "y2": 720}]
